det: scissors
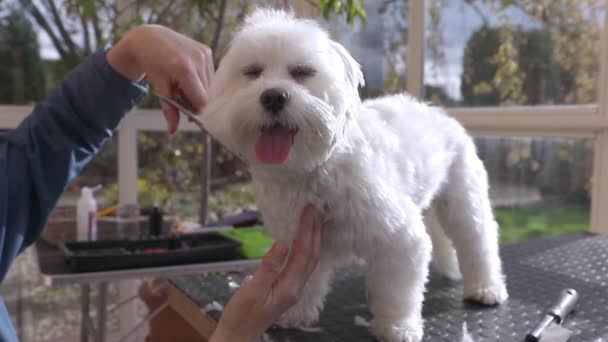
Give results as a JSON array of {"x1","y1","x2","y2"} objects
[{"x1": 154, "y1": 92, "x2": 205, "y2": 130}]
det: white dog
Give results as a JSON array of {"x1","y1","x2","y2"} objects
[{"x1": 202, "y1": 8, "x2": 508, "y2": 342}]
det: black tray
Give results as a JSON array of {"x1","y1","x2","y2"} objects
[{"x1": 58, "y1": 232, "x2": 242, "y2": 272}]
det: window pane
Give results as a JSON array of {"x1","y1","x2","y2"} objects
[
  {"x1": 475, "y1": 136, "x2": 593, "y2": 245},
  {"x1": 137, "y1": 131, "x2": 253, "y2": 223},
  {"x1": 137, "y1": 132, "x2": 203, "y2": 222},
  {"x1": 324, "y1": 1, "x2": 409, "y2": 97},
  {"x1": 2, "y1": 0, "x2": 285, "y2": 208},
  {"x1": 0, "y1": 7, "x2": 46, "y2": 105},
  {"x1": 0, "y1": 0, "x2": 286, "y2": 106},
  {"x1": 425, "y1": 0, "x2": 605, "y2": 107}
]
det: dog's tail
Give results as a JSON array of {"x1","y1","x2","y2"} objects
[{"x1": 425, "y1": 205, "x2": 462, "y2": 280}]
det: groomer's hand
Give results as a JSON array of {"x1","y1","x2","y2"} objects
[
  {"x1": 210, "y1": 206, "x2": 322, "y2": 342},
  {"x1": 107, "y1": 24, "x2": 214, "y2": 134}
]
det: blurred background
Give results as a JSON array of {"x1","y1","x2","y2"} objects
[{"x1": 0, "y1": 0, "x2": 605, "y2": 340}]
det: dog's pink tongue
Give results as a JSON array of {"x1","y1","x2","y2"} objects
[{"x1": 255, "y1": 126, "x2": 293, "y2": 164}]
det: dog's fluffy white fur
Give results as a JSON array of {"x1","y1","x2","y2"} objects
[{"x1": 202, "y1": 9, "x2": 508, "y2": 342}]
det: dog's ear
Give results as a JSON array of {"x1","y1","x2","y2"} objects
[
  {"x1": 327, "y1": 41, "x2": 364, "y2": 147},
  {"x1": 330, "y1": 41, "x2": 365, "y2": 95}
]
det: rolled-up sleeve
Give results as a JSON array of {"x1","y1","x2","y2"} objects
[{"x1": 0, "y1": 47, "x2": 148, "y2": 281}]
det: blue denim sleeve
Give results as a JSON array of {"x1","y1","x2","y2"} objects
[{"x1": 0, "y1": 47, "x2": 148, "y2": 282}]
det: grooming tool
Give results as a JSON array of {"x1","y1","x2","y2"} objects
[
  {"x1": 154, "y1": 92, "x2": 205, "y2": 130},
  {"x1": 525, "y1": 288, "x2": 579, "y2": 342}
]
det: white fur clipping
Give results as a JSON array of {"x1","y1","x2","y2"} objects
[
  {"x1": 461, "y1": 323, "x2": 475, "y2": 342},
  {"x1": 202, "y1": 301, "x2": 223, "y2": 313},
  {"x1": 296, "y1": 326, "x2": 323, "y2": 333},
  {"x1": 353, "y1": 316, "x2": 371, "y2": 327}
]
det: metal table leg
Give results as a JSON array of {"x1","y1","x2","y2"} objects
[
  {"x1": 81, "y1": 284, "x2": 90, "y2": 342},
  {"x1": 96, "y1": 282, "x2": 108, "y2": 342}
]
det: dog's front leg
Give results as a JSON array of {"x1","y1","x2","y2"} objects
[
  {"x1": 363, "y1": 213, "x2": 432, "y2": 342},
  {"x1": 276, "y1": 253, "x2": 334, "y2": 328}
]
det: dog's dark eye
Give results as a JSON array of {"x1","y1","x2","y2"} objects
[
  {"x1": 243, "y1": 64, "x2": 263, "y2": 79},
  {"x1": 289, "y1": 65, "x2": 316, "y2": 80}
]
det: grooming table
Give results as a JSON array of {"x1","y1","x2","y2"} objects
[
  {"x1": 35, "y1": 240, "x2": 260, "y2": 342},
  {"x1": 168, "y1": 233, "x2": 608, "y2": 341}
]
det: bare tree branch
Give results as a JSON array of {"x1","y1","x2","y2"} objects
[
  {"x1": 110, "y1": 1, "x2": 119, "y2": 39},
  {"x1": 77, "y1": 8, "x2": 91, "y2": 55},
  {"x1": 46, "y1": 0, "x2": 79, "y2": 56},
  {"x1": 197, "y1": 4, "x2": 215, "y2": 23},
  {"x1": 19, "y1": 0, "x2": 69, "y2": 60},
  {"x1": 91, "y1": 5, "x2": 103, "y2": 49},
  {"x1": 113, "y1": 0, "x2": 140, "y2": 40},
  {"x1": 115, "y1": 0, "x2": 139, "y2": 18},
  {"x1": 151, "y1": 0, "x2": 178, "y2": 25},
  {"x1": 466, "y1": 1, "x2": 489, "y2": 26},
  {"x1": 210, "y1": 0, "x2": 227, "y2": 52}
]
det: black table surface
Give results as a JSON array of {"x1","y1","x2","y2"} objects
[
  {"x1": 36, "y1": 240, "x2": 74, "y2": 276},
  {"x1": 35, "y1": 238, "x2": 260, "y2": 286},
  {"x1": 170, "y1": 233, "x2": 608, "y2": 341}
]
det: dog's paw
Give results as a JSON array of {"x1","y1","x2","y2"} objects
[
  {"x1": 276, "y1": 304, "x2": 321, "y2": 328},
  {"x1": 370, "y1": 317, "x2": 423, "y2": 342},
  {"x1": 464, "y1": 280, "x2": 508, "y2": 306}
]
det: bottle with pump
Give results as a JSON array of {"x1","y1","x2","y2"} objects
[{"x1": 77, "y1": 185, "x2": 101, "y2": 241}]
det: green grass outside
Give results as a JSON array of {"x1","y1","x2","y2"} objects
[
  {"x1": 495, "y1": 202, "x2": 589, "y2": 245},
  {"x1": 206, "y1": 183, "x2": 590, "y2": 247},
  {"x1": 92, "y1": 180, "x2": 591, "y2": 247}
]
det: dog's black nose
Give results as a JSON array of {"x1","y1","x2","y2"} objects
[{"x1": 260, "y1": 88, "x2": 289, "y2": 114}]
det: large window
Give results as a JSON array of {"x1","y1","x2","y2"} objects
[
  {"x1": 0, "y1": 1, "x2": 286, "y2": 340},
  {"x1": 314, "y1": 0, "x2": 605, "y2": 242},
  {"x1": 0, "y1": 0, "x2": 292, "y2": 218},
  {"x1": 1, "y1": 1, "x2": 608, "y2": 340},
  {"x1": 424, "y1": 0, "x2": 605, "y2": 107},
  {"x1": 323, "y1": 0, "x2": 409, "y2": 97},
  {"x1": 428, "y1": 0, "x2": 607, "y2": 239},
  {"x1": 136, "y1": 131, "x2": 253, "y2": 223},
  {"x1": 475, "y1": 136, "x2": 593, "y2": 244},
  {"x1": 1, "y1": 1, "x2": 606, "y2": 234}
]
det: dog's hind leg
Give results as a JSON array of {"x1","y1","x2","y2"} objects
[
  {"x1": 363, "y1": 207, "x2": 431, "y2": 342},
  {"x1": 434, "y1": 138, "x2": 508, "y2": 305},
  {"x1": 425, "y1": 205, "x2": 461, "y2": 280}
]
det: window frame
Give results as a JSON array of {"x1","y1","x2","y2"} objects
[{"x1": 419, "y1": 0, "x2": 608, "y2": 234}]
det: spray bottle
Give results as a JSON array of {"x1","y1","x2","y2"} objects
[{"x1": 77, "y1": 185, "x2": 101, "y2": 241}]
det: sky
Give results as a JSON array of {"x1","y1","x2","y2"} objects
[{"x1": 39, "y1": 30, "x2": 59, "y2": 59}]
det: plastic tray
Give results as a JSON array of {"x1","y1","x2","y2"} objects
[
  {"x1": 58, "y1": 232, "x2": 242, "y2": 272},
  {"x1": 220, "y1": 226, "x2": 274, "y2": 259}
]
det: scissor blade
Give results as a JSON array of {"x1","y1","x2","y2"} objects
[{"x1": 154, "y1": 92, "x2": 205, "y2": 130}]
